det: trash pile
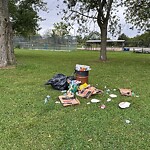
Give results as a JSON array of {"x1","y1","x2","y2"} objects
[
  {"x1": 45, "y1": 76, "x2": 103, "y2": 107},
  {"x1": 44, "y1": 64, "x2": 139, "y2": 109}
]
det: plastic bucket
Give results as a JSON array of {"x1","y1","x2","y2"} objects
[{"x1": 75, "y1": 70, "x2": 89, "y2": 84}]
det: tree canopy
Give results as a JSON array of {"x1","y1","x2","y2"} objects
[
  {"x1": 118, "y1": 33, "x2": 129, "y2": 41},
  {"x1": 9, "y1": 0, "x2": 47, "y2": 37},
  {"x1": 52, "y1": 22, "x2": 70, "y2": 37},
  {"x1": 124, "y1": 0, "x2": 150, "y2": 31}
]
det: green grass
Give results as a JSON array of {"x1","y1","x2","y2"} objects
[{"x1": 0, "y1": 49, "x2": 150, "y2": 150}]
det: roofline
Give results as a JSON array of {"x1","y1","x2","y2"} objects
[{"x1": 86, "y1": 40, "x2": 125, "y2": 43}]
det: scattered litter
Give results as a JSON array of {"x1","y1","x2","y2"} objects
[
  {"x1": 105, "y1": 88, "x2": 111, "y2": 94},
  {"x1": 67, "y1": 80, "x2": 80, "y2": 94},
  {"x1": 119, "y1": 88, "x2": 132, "y2": 96},
  {"x1": 58, "y1": 95, "x2": 80, "y2": 107},
  {"x1": 61, "y1": 90, "x2": 67, "y2": 93},
  {"x1": 44, "y1": 95, "x2": 51, "y2": 104},
  {"x1": 109, "y1": 94, "x2": 117, "y2": 98},
  {"x1": 106, "y1": 98, "x2": 112, "y2": 102},
  {"x1": 131, "y1": 92, "x2": 135, "y2": 96},
  {"x1": 119, "y1": 102, "x2": 131, "y2": 108},
  {"x1": 91, "y1": 99, "x2": 100, "y2": 103},
  {"x1": 88, "y1": 139, "x2": 92, "y2": 142},
  {"x1": 125, "y1": 120, "x2": 131, "y2": 124},
  {"x1": 99, "y1": 104, "x2": 106, "y2": 109},
  {"x1": 87, "y1": 102, "x2": 91, "y2": 105},
  {"x1": 48, "y1": 134, "x2": 51, "y2": 138},
  {"x1": 132, "y1": 92, "x2": 139, "y2": 97},
  {"x1": 55, "y1": 101, "x2": 61, "y2": 104},
  {"x1": 44, "y1": 98, "x2": 48, "y2": 104},
  {"x1": 76, "y1": 92, "x2": 79, "y2": 96},
  {"x1": 106, "y1": 89, "x2": 110, "y2": 92},
  {"x1": 75, "y1": 64, "x2": 91, "y2": 71},
  {"x1": 78, "y1": 85, "x2": 103, "y2": 98},
  {"x1": 47, "y1": 95, "x2": 50, "y2": 98},
  {"x1": 79, "y1": 83, "x2": 89, "y2": 90},
  {"x1": 113, "y1": 89, "x2": 117, "y2": 91}
]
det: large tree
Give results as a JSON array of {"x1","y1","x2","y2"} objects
[
  {"x1": 59, "y1": 0, "x2": 150, "y2": 61},
  {"x1": 0, "y1": 0, "x2": 47, "y2": 68},
  {"x1": 0, "y1": 0, "x2": 15, "y2": 67}
]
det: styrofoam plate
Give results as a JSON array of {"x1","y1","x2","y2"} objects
[
  {"x1": 119, "y1": 102, "x2": 131, "y2": 108},
  {"x1": 91, "y1": 99, "x2": 100, "y2": 103}
]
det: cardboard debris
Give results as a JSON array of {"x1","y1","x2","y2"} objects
[
  {"x1": 92, "y1": 88, "x2": 103, "y2": 95},
  {"x1": 59, "y1": 95, "x2": 80, "y2": 107},
  {"x1": 77, "y1": 86, "x2": 95, "y2": 98},
  {"x1": 77, "y1": 86, "x2": 103, "y2": 98},
  {"x1": 119, "y1": 88, "x2": 132, "y2": 96}
]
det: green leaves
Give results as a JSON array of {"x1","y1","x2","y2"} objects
[
  {"x1": 124, "y1": 0, "x2": 150, "y2": 31},
  {"x1": 9, "y1": 0, "x2": 47, "y2": 37},
  {"x1": 52, "y1": 22, "x2": 70, "y2": 37}
]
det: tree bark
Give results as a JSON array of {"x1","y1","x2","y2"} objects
[
  {"x1": 97, "y1": 8, "x2": 108, "y2": 61},
  {"x1": 99, "y1": 23, "x2": 107, "y2": 61},
  {"x1": 96, "y1": 0, "x2": 113, "y2": 61},
  {"x1": 0, "y1": 0, "x2": 15, "y2": 68}
]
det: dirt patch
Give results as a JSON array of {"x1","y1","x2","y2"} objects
[{"x1": 0, "y1": 65, "x2": 16, "y2": 69}]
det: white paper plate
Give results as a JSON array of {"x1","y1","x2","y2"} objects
[
  {"x1": 119, "y1": 102, "x2": 131, "y2": 108},
  {"x1": 109, "y1": 94, "x2": 117, "y2": 98},
  {"x1": 91, "y1": 99, "x2": 100, "y2": 103},
  {"x1": 107, "y1": 98, "x2": 111, "y2": 102}
]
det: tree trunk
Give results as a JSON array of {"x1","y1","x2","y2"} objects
[
  {"x1": 0, "y1": 0, "x2": 15, "y2": 68},
  {"x1": 99, "y1": 23, "x2": 107, "y2": 61}
]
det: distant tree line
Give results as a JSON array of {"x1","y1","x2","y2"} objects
[{"x1": 118, "y1": 31, "x2": 150, "y2": 47}]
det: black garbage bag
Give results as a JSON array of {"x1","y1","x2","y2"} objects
[{"x1": 45, "y1": 74, "x2": 69, "y2": 90}]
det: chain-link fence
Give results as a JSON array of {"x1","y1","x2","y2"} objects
[{"x1": 13, "y1": 35, "x2": 77, "y2": 51}]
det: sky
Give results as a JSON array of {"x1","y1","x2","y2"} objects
[{"x1": 38, "y1": 0, "x2": 142, "y2": 38}]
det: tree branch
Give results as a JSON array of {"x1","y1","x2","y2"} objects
[
  {"x1": 106, "y1": 0, "x2": 113, "y2": 20},
  {"x1": 70, "y1": 9, "x2": 97, "y2": 19}
]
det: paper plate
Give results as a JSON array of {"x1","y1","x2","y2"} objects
[
  {"x1": 91, "y1": 99, "x2": 100, "y2": 103},
  {"x1": 119, "y1": 102, "x2": 131, "y2": 108},
  {"x1": 109, "y1": 94, "x2": 117, "y2": 98}
]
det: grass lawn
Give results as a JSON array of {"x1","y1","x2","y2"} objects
[{"x1": 0, "y1": 49, "x2": 150, "y2": 150}]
